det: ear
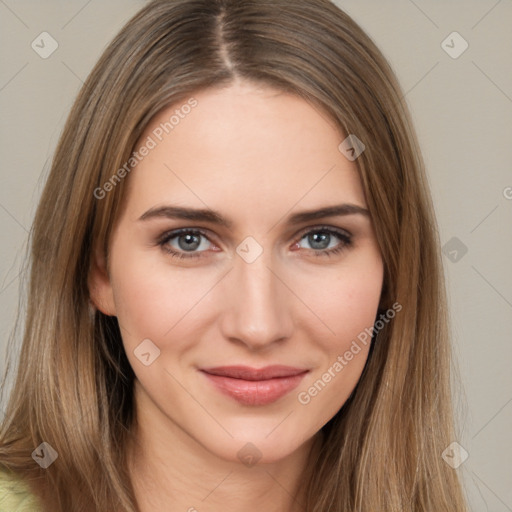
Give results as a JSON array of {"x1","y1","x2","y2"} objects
[{"x1": 88, "y1": 245, "x2": 117, "y2": 316}]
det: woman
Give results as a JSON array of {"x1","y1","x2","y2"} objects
[{"x1": 0, "y1": 0, "x2": 467, "y2": 510}]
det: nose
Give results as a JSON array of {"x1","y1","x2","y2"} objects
[{"x1": 218, "y1": 248, "x2": 294, "y2": 351}]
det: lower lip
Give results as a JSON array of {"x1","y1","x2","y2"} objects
[{"x1": 201, "y1": 371, "x2": 308, "y2": 406}]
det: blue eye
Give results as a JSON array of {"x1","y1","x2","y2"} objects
[
  {"x1": 296, "y1": 226, "x2": 352, "y2": 257},
  {"x1": 157, "y1": 226, "x2": 353, "y2": 260},
  {"x1": 158, "y1": 229, "x2": 212, "y2": 259}
]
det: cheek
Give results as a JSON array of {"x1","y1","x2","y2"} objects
[
  {"x1": 294, "y1": 261, "x2": 382, "y2": 417},
  {"x1": 296, "y1": 252, "x2": 383, "y2": 349},
  {"x1": 108, "y1": 245, "x2": 210, "y2": 352}
]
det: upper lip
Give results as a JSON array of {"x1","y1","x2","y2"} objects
[{"x1": 200, "y1": 365, "x2": 309, "y2": 381}]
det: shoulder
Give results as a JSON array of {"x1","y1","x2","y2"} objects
[{"x1": 0, "y1": 468, "x2": 43, "y2": 512}]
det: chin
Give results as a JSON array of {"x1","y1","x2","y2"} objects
[{"x1": 199, "y1": 424, "x2": 316, "y2": 467}]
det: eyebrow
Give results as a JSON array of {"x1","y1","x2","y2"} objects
[{"x1": 138, "y1": 203, "x2": 370, "y2": 228}]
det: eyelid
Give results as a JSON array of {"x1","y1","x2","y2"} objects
[
  {"x1": 157, "y1": 226, "x2": 218, "y2": 244},
  {"x1": 157, "y1": 224, "x2": 352, "y2": 245},
  {"x1": 294, "y1": 224, "x2": 352, "y2": 240},
  {"x1": 154, "y1": 228, "x2": 212, "y2": 261},
  {"x1": 157, "y1": 224, "x2": 353, "y2": 259}
]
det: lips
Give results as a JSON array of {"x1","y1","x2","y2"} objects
[
  {"x1": 200, "y1": 365, "x2": 309, "y2": 406},
  {"x1": 202, "y1": 365, "x2": 307, "y2": 380}
]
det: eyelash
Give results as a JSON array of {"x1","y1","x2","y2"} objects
[{"x1": 157, "y1": 226, "x2": 353, "y2": 260}]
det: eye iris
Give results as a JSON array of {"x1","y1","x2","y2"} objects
[
  {"x1": 309, "y1": 232, "x2": 330, "y2": 250},
  {"x1": 178, "y1": 233, "x2": 201, "y2": 251}
]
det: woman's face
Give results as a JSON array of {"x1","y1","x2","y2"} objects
[{"x1": 90, "y1": 81, "x2": 384, "y2": 464}]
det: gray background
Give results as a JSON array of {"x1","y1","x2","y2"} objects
[{"x1": 0, "y1": 1, "x2": 511, "y2": 510}]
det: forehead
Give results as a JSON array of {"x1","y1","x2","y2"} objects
[{"x1": 122, "y1": 82, "x2": 366, "y2": 224}]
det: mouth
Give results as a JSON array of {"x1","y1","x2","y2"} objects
[{"x1": 200, "y1": 365, "x2": 309, "y2": 406}]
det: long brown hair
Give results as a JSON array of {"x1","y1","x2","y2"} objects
[{"x1": 0, "y1": 0, "x2": 467, "y2": 510}]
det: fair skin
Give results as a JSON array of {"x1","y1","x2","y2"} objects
[{"x1": 89, "y1": 80, "x2": 384, "y2": 512}]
